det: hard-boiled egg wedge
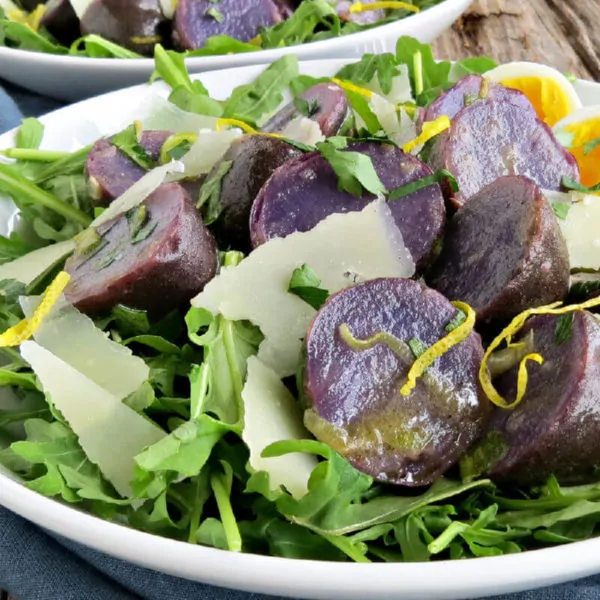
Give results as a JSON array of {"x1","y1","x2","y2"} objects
[
  {"x1": 485, "y1": 61, "x2": 581, "y2": 127},
  {"x1": 554, "y1": 105, "x2": 600, "y2": 190}
]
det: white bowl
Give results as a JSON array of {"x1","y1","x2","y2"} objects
[
  {"x1": 0, "y1": 0, "x2": 472, "y2": 102},
  {"x1": 1, "y1": 58, "x2": 599, "y2": 600}
]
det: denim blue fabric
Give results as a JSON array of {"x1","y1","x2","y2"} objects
[{"x1": 0, "y1": 80, "x2": 597, "y2": 600}]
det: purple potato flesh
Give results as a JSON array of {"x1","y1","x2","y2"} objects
[
  {"x1": 429, "y1": 176, "x2": 570, "y2": 324},
  {"x1": 209, "y1": 135, "x2": 303, "y2": 252},
  {"x1": 262, "y1": 83, "x2": 350, "y2": 137},
  {"x1": 303, "y1": 278, "x2": 491, "y2": 486},
  {"x1": 173, "y1": 0, "x2": 294, "y2": 50},
  {"x1": 334, "y1": 0, "x2": 385, "y2": 24},
  {"x1": 80, "y1": 0, "x2": 166, "y2": 55},
  {"x1": 250, "y1": 142, "x2": 446, "y2": 270},
  {"x1": 86, "y1": 131, "x2": 172, "y2": 205},
  {"x1": 427, "y1": 96, "x2": 580, "y2": 208},
  {"x1": 422, "y1": 75, "x2": 535, "y2": 123},
  {"x1": 64, "y1": 183, "x2": 217, "y2": 315},
  {"x1": 473, "y1": 311, "x2": 600, "y2": 485},
  {"x1": 40, "y1": 0, "x2": 79, "y2": 45}
]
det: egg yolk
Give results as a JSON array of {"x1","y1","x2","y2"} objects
[
  {"x1": 500, "y1": 76, "x2": 573, "y2": 126},
  {"x1": 564, "y1": 116, "x2": 600, "y2": 189}
]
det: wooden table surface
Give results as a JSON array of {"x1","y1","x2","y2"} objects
[
  {"x1": 1, "y1": 1, "x2": 597, "y2": 599},
  {"x1": 433, "y1": 0, "x2": 599, "y2": 81}
]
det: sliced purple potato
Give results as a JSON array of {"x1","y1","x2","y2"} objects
[
  {"x1": 262, "y1": 83, "x2": 350, "y2": 137},
  {"x1": 469, "y1": 311, "x2": 600, "y2": 486},
  {"x1": 80, "y1": 0, "x2": 167, "y2": 55},
  {"x1": 333, "y1": 0, "x2": 385, "y2": 24},
  {"x1": 427, "y1": 96, "x2": 580, "y2": 209},
  {"x1": 428, "y1": 176, "x2": 570, "y2": 324},
  {"x1": 208, "y1": 135, "x2": 303, "y2": 252},
  {"x1": 40, "y1": 0, "x2": 79, "y2": 45},
  {"x1": 85, "y1": 130, "x2": 172, "y2": 205},
  {"x1": 64, "y1": 183, "x2": 217, "y2": 315},
  {"x1": 422, "y1": 75, "x2": 535, "y2": 123},
  {"x1": 173, "y1": 0, "x2": 293, "y2": 50},
  {"x1": 19, "y1": 0, "x2": 42, "y2": 10},
  {"x1": 303, "y1": 278, "x2": 490, "y2": 486},
  {"x1": 250, "y1": 142, "x2": 446, "y2": 270}
]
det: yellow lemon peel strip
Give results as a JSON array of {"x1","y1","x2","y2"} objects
[
  {"x1": 400, "y1": 301, "x2": 476, "y2": 396},
  {"x1": 215, "y1": 118, "x2": 282, "y2": 139},
  {"x1": 402, "y1": 116, "x2": 451, "y2": 154},
  {"x1": 349, "y1": 1, "x2": 420, "y2": 14},
  {"x1": 479, "y1": 295, "x2": 600, "y2": 409},
  {"x1": 331, "y1": 78, "x2": 373, "y2": 100},
  {"x1": 0, "y1": 271, "x2": 70, "y2": 348},
  {"x1": 7, "y1": 5, "x2": 46, "y2": 30}
]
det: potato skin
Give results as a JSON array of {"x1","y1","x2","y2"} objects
[
  {"x1": 64, "y1": 183, "x2": 217, "y2": 315},
  {"x1": 250, "y1": 142, "x2": 446, "y2": 270},
  {"x1": 262, "y1": 83, "x2": 350, "y2": 138},
  {"x1": 427, "y1": 96, "x2": 580, "y2": 209},
  {"x1": 208, "y1": 135, "x2": 303, "y2": 252},
  {"x1": 428, "y1": 176, "x2": 570, "y2": 324},
  {"x1": 80, "y1": 0, "x2": 167, "y2": 55},
  {"x1": 40, "y1": 0, "x2": 79, "y2": 46},
  {"x1": 474, "y1": 312, "x2": 600, "y2": 486},
  {"x1": 303, "y1": 278, "x2": 491, "y2": 486},
  {"x1": 173, "y1": 0, "x2": 293, "y2": 50},
  {"x1": 333, "y1": 0, "x2": 385, "y2": 24},
  {"x1": 85, "y1": 131, "x2": 172, "y2": 205}
]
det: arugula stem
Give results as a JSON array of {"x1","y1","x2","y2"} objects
[
  {"x1": 413, "y1": 50, "x2": 424, "y2": 96},
  {"x1": 0, "y1": 164, "x2": 92, "y2": 227},
  {"x1": 187, "y1": 468, "x2": 210, "y2": 544},
  {"x1": 190, "y1": 363, "x2": 210, "y2": 421},
  {"x1": 154, "y1": 45, "x2": 191, "y2": 91},
  {"x1": 210, "y1": 472, "x2": 242, "y2": 552},
  {"x1": 34, "y1": 145, "x2": 93, "y2": 183},
  {"x1": 321, "y1": 533, "x2": 371, "y2": 563},
  {"x1": 0, "y1": 149, "x2": 71, "y2": 162}
]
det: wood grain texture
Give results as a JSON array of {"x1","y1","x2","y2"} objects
[{"x1": 432, "y1": 0, "x2": 600, "y2": 80}]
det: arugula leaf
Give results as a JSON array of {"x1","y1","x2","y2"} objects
[
  {"x1": 395, "y1": 36, "x2": 452, "y2": 105},
  {"x1": 584, "y1": 138, "x2": 600, "y2": 155},
  {"x1": 555, "y1": 313, "x2": 574, "y2": 344},
  {"x1": 69, "y1": 34, "x2": 142, "y2": 59},
  {"x1": 552, "y1": 202, "x2": 571, "y2": 221},
  {"x1": 222, "y1": 55, "x2": 299, "y2": 125},
  {"x1": 451, "y1": 57, "x2": 498, "y2": 79},
  {"x1": 316, "y1": 139, "x2": 387, "y2": 197},
  {"x1": 111, "y1": 125, "x2": 156, "y2": 170},
  {"x1": 187, "y1": 35, "x2": 259, "y2": 57},
  {"x1": 16, "y1": 118, "x2": 44, "y2": 151},
  {"x1": 335, "y1": 54, "x2": 400, "y2": 95},
  {"x1": 388, "y1": 169, "x2": 458, "y2": 201},
  {"x1": 288, "y1": 264, "x2": 329, "y2": 310},
  {"x1": 197, "y1": 159, "x2": 233, "y2": 225},
  {"x1": 562, "y1": 176, "x2": 600, "y2": 194}
]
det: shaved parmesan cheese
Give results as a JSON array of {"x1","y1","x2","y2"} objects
[
  {"x1": 0, "y1": 0, "x2": 19, "y2": 13},
  {"x1": 21, "y1": 341, "x2": 165, "y2": 497},
  {"x1": 242, "y1": 356, "x2": 316, "y2": 498},
  {"x1": 92, "y1": 160, "x2": 184, "y2": 227},
  {"x1": 369, "y1": 64, "x2": 413, "y2": 105},
  {"x1": 20, "y1": 297, "x2": 149, "y2": 400},
  {"x1": 137, "y1": 94, "x2": 218, "y2": 134},
  {"x1": 546, "y1": 190, "x2": 600, "y2": 271},
  {"x1": 278, "y1": 116, "x2": 325, "y2": 146},
  {"x1": 0, "y1": 240, "x2": 74, "y2": 285},
  {"x1": 193, "y1": 200, "x2": 414, "y2": 377},
  {"x1": 68, "y1": 0, "x2": 93, "y2": 19},
  {"x1": 182, "y1": 129, "x2": 242, "y2": 176},
  {"x1": 158, "y1": 0, "x2": 177, "y2": 18}
]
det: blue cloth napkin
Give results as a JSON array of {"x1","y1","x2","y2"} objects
[{"x1": 0, "y1": 79, "x2": 598, "y2": 600}]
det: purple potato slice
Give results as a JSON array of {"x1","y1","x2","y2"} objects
[
  {"x1": 261, "y1": 83, "x2": 350, "y2": 137},
  {"x1": 427, "y1": 96, "x2": 580, "y2": 209},
  {"x1": 64, "y1": 183, "x2": 217, "y2": 315},
  {"x1": 470, "y1": 311, "x2": 600, "y2": 485},
  {"x1": 173, "y1": 0, "x2": 294, "y2": 50},
  {"x1": 208, "y1": 135, "x2": 303, "y2": 252},
  {"x1": 334, "y1": 0, "x2": 385, "y2": 24},
  {"x1": 422, "y1": 75, "x2": 535, "y2": 123},
  {"x1": 80, "y1": 0, "x2": 166, "y2": 55},
  {"x1": 303, "y1": 277, "x2": 491, "y2": 486},
  {"x1": 429, "y1": 176, "x2": 570, "y2": 324},
  {"x1": 250, "y1": 142, "x2": 446, "y2": 270},
  {"x1": 86, "y1": 130, "x2": 172, "y2": 205},
  {"x1": 40, "y1": 0, "x2": 79, "y2": 45}
]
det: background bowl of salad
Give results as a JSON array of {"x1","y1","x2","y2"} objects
[{"x1": 0, "y1": 0, "x2": 472, "y2": 101}]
